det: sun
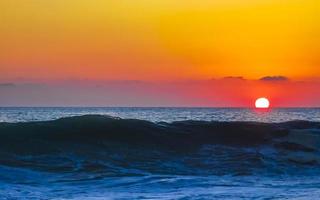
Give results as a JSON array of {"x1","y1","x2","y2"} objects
[{"x1": 255, "y1": 97, "x2": 270, "y2": 108}]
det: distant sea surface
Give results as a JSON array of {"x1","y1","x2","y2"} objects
[
  {"x1": 1, "y1": 107, "x2": 320, "y2": 199},
  {"x1": 1, "y1": 107, "x2": 320, "y2": 123}
]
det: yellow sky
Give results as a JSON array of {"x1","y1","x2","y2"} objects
[{"x1": 0, "y1": 0, "x2": 319, "y2": 81}]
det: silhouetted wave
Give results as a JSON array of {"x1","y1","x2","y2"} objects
[{"x1": 0, "y1": 115, "x2": 319, "y2": 177}]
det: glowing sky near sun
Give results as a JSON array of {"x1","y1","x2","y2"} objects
[{"x1": 0, "y1": 0, "x2": 319, "y2": 106}]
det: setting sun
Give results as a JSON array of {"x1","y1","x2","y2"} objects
[{"x1": 255, "y1": 98, "x2": 270, "y2": 109}]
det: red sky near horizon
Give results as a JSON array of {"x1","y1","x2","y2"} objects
[{"x1": 0, "y1": 0, "x2": 319, "y2": 107}]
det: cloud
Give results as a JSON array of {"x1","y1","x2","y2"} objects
[
  {"x1": 259, "y1": 76, "x2": 289, "y2": 81},
  {"x1": 222, "y1": 76, "x2": 245, "y2": 81},
  {"x1": 0, "y1": 83, "x2": 15, "y2": 87}
]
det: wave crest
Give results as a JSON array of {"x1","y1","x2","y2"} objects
[{"x1": 0, "y1": 115, "x2": 320, "y2": 175}]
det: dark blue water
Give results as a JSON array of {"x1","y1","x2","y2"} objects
[{"x1": 0, "y1": 108, "x2": 320, "y2": 199}]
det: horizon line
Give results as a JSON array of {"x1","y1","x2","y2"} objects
[{"x1": 1, "y1": 106, "x2": 319, "y2": 109}]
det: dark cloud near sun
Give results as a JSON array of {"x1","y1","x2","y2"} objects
[
  {"x1": 222, "y1": 76, "x2": 245, "y2": 81},
  {"x1": 259, "y1": 76, "x2": 289, "y2": 81}
]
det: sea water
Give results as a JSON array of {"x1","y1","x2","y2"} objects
[
  {"x1": 1, "y1": 107, "x2": 320, "y2": 123},
  {"x1": 0, "y1": 107, "x2": 320, "y2": 199}
]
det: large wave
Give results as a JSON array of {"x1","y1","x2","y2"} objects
[{"x1": 0, "y1": 115, "x2": 319, "y2": 177}]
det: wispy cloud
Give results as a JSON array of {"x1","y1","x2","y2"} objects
[
  {"x1": 222, "y1": 76, "x2": 245, "y2": 81},
  {"x1": 0, "y1": 83, "x2": 16, "y2": 87},
  {"x1": 259, "y1": 76, "x2": 289, "y2": 81}
]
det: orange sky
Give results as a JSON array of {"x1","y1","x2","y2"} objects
[
  {"x1": 0, "y1": 0, "x2": 319, "y2": 106},
  {"x1": 1, "y1": 0, "x2": 319, "y2": 81}
]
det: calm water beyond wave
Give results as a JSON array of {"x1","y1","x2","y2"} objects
[
  {"x1": 1, "y1": 107, "x2": 320, "y2": 123},
  {"x1": 0, "y1": 107, "x2": 320, "y2": 199}
]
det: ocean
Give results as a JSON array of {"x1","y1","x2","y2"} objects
[{"x1": 0, "y1": 107, "x2": 320, "y2": 199}]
